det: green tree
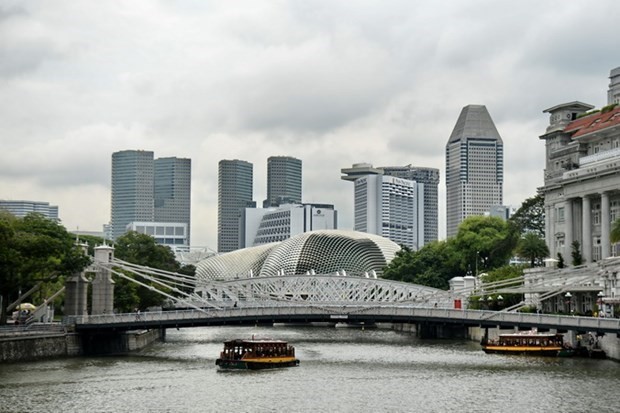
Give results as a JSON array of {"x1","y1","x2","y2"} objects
[
  {"x1": 516, "y1": 232, "x2": 549, "y2": 267},
  {"x1": 611, "y1": 218, "x2": 620, "y2": 244},
  {"x1": 113, "y1": 231, "x2": 182, "y2": 311},
  {"x1": 557, "y1": 253, "x2": 565, "y2": 269},
  {"x1": 0, "y1": 212, "x2": 91, "y2": 323},
  {"x1": 571, "y1": 240, "x2": 583, "y2": 266},
  {"x1": 453, "y1": 216, "x2": 519, "y2": 273},
  {"x1": 509, "y1": 194, "x2": 545, "y2": 238}
]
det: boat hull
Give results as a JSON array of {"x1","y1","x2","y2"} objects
[
  {"x1": 216, "y1": 357, "x2": 300, "y2": 370},
  {"x1": 482, "y1": 345, "x2": 562, "y2": 356}
]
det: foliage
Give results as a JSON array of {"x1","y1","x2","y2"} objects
[
  {"x1": 516, "y1": 232, "x2": 549, "y2": 267},
  {"x1": 453, "y1": 216, "x2": 519, "y2": 273},
  {"x1": 557, "y1": 253, "x2": 565, "y2": 269},
  {"x1": 571, "y1": 240, "x2": 583, "y2": 266},
  {"x1": 611, "y1": 218, "x2": 620, "y2": 244},
  {"x1": 509, "y1": 194, "x2": 545, "y2": 238},
  {"x1": 113, "y1": 231, "x2": 182, "y2": 312},
  {"x1": 0, "y1": 211, "x2": 91, "y2": 323}
]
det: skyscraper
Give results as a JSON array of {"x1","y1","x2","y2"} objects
[
  {"x1": 111, "y1": 150, "x2": 155, "y2": 240},
  {"x1": 380, "y1": 165, "x2": 440, "y2": 244},
  {"x1": 263, "y1": 156, "x2": 302, "y2": 207},
  {"x1": 0, "y1": 200, "x2": 59, "y2": 221},
  {"x1": 111, "y1": 150, "x2": 191, "y2": 243},
  {"x1": 154, "y1": 157, "x2": 192, "y2": 241},
  {"x1": 218, "y1": 159, "x2": 254, "y2": 253},
  {"x1": 341, "y1": 163, "x2": 425, "y2": 250},
  {"x1": 445, "y1": 105, "x2": 503, "y2": 237}
]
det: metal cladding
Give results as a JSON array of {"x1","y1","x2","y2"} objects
[{"x1": 196, "y1": 230, "x2": 401, "y2": 281}]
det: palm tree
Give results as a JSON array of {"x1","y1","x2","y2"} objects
[{"x1": 516, "y1": 232, "x2": 549, "y2": 267}]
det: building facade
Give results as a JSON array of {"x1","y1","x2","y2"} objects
[
  {"x1": 263, "y1": 156, "x2": 302, "y2": 208},
  {"x1": 126, "y1": 221, "x2": 188, "y2": 249},
  {"x1": 241, "y1": 203, "x2": 337, "y2": 247},
  {"x1": 0, "y1": 200, "x2": 59, "y2": 221},
  {"x1": 341, "y1": 164, "x2": 425, "y2": 250},
  {"x1": 111, "y1": 150, "x2": 191, "y2": 243},
  {"x1": 111, "y1": 150, "x2": 155, "y2": 240},
  {"x1": 218, "y1": 159, "x2": 254, "y2": 253},
  {"x1": 540, "y1": 66, "x2": 620, "y2": 262},
  {"x1": 445, "y1": 105, "x2": 504, "y2": 237},
  {"x1": 154, "y1": 157, "x2": 192, "y2": 242},
  {"x1": 380, "y1": 165, "x2": 440, "y2": 243}
]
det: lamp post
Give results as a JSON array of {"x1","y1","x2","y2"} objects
[
  {"x1": 479, "y1": 296, "x2": 485, "y2": 310},
  {"x1": 597, "y1": 291, "x2": 605, "y2": 317},
  {"x1": 497, "y1": 295, "x2": 504, "y2": 310},
  {"x1": 488, "y1": 295, "x2": 494, "y2": 310},
  {"x1": 565, "y1": 292, "x2": 573, "y2": 314}
]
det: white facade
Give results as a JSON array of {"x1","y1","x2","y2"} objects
[
  {"x1": 126, "y1": 221, "x2": 189, "y2": 249},
  {"x1": 350, "y1": 174, "x2": 424, "y2": 250},
  {"x1": 241, "y1": 203, "x2": 337, "y2": 247}
]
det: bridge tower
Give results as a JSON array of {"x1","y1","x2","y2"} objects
[
  {"x1": 64, "y1": 242, "x2": 90, "y2": 316},
  {"x1": 91, "y1": 244, "x2": 115, "y2": 315}
]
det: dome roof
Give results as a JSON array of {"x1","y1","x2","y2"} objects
[{"x1": 196, "y1": 230, "x2": 401, "y2": 281}]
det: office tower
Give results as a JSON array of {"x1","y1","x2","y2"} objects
[
  {"x1": 111, "y1": 150, "x2": 191, "y2": 244},
  {"x1": 0, "y1": 200, "x2": 59, "y2": 221},
  {"x1": 380, "y1": 165, "x2": 440, "y2": 244},
  {"x1": 445, "y1": 105, "x2": 503, "y2": 237},
  {"x1": 218, "y1": 159, "x2": 254, "y2": 253},
  {"x1": 241, "y1": 203, "x2": 337, "y2": 247},
  {"x1": 540, "y1": 66, "x2": 620, "y2": 262},
  {"x1": 341, "y1": 163, "x2": 424, "y2": 250},
  {"x1": 111, "y1": 150, "x2": 154, "y2": 240},
  {"x1": 263, "y1": 156, "x2": 302, "y2": 207},
  {"x1": 154, "y1": 157, "x2": 192, "y2": 243}
]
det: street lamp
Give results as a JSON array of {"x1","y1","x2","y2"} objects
[
  {"x1": 479, "y1": 296, "x2": 485, "y2": 309},
  {"x1": 488, "y1": 295, "x2": 494, "y2": 310},
  {"x1": 565, "y1": 292, "x2": 573, "y2": 314},
  {"x1": 597, "y1": 291, "x2": 605, "y2": 317}
]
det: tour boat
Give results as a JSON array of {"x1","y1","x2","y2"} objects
[
  {"x1": 481, "y1": 331, "x2": 566, "y2": 356},
  {"x1": 215, "y1": 337, "x2": 300, "y2": 370}
]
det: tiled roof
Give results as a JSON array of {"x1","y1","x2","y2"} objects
[{"x1": 565, "y1": 106, "x2": 620, "y2": 138}]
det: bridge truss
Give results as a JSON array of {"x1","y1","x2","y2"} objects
[{"x1": 105, "y1": 258, "x2": 453, "y2": 310}]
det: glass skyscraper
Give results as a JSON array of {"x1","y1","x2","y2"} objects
[
  {"x1": 264, "y1": 156, "x2": 302, "y2": 208},
  {"x1": 218, "y1": 159, "x2": 254, "y2": 253},
  {"x1": 445, "y1": 105, "x2": 503, "y2": 237},
  {"x1": 111, "y1": 150, "x2": 191, "y2": 243}
]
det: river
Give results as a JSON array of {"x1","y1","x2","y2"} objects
[{"x1": 1, "y1": 325, "x2": 619, "y2": 412}]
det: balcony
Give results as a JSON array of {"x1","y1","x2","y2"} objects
[{"x1": 579, "y1": 147, "x2": 620, "y2": 166}]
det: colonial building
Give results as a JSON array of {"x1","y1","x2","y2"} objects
[{"x1": 539, "y1": 66, "x2": 620, "y2": 263}]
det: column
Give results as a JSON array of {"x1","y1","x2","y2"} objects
[
  {"x1": 564, "y1": 199, "x2": 573, "y2": 261},
  {"x1": 582, "y1": 196, "x2": 592, "y2": 262},
  {"x1": 546, "y1": 205, "x2": 554, "y2": 259},
  {"x1": 601, "y1": 192, "x2": 611, "y2": 259}
]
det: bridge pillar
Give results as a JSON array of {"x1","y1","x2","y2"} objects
[
  {"x1": 91, "y1": 245, "x2": 115, "y2": 315},
  {"x1": 64, "y1": 243, "x2": 90, "y2": 316}
]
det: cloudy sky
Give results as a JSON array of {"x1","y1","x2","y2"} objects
[{"x1": 2, "y1": 0, "x2": 619, "y2": 249}]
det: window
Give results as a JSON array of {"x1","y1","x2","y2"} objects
[{"x1": 557, "y1": 207, "x2": 565, "y2": 222}]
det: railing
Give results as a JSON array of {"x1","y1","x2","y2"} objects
[
  {"x1": 67, "y1": 304, "x2": 620, "y2": 334},
  {"x1": 579, "y1": 147, "x2": 620, "y2": 166}
]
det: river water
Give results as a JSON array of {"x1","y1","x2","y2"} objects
[{"x1": 1, "y1": 325, "x2": 619, "y2": 413}]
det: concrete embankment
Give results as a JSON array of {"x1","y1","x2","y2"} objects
[{"x1": 0, "y1": 326, "x2": 162, "y2": 363}]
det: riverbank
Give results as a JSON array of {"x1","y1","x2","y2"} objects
[{"x1": 0, "y1": 324, "x2": 162, "y2": 363}]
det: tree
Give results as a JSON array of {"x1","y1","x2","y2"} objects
[
  {"x1": 611, "y1": 218, "x2": 620, "y2": 244},
  {"x1": 516, "y1": 232, "x2": 549, "y2": 267},
  {"x1": 557, "y1": 253, "x2": 565, "y2": 269},
  {"x1": 113, "y1": 231, "x2": 182, "y2": 311},
  {"x1": 0, "y1": 212, "x2": 91, "y2": 323},
  {"x1": 453, "y1": 216, "x2": 519, "y2": 273},
  {"x1": 509, "y1": 194, "x2": 545, "y2": 238},
  {"x1": 571, "y1": 240, "x2": 583, "y2": 266}
]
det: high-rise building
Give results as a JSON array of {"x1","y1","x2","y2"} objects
[
  {"x1": 111, "y1": 150, "x2": 191, "y2": 243},
  {"x1": 218, "y1": 159, "x2": 254, "y2": 253},
  {"x1": 111, "y1": 150, "x2": 155, "y2": 240},
  {"x1": 263, "y1": 156, "x2": 302, "y2": 207},
  {"x1": 0, "y1": 200, "x2": 59, "y2": 221},
  {"x1": 341, "y1": 163, "x2": 425, "y2": 250},
  {"x1": 540, "y1": 66, "x2": 620, "y2": 262},
  {"x1": 380, "y1": 165, "x2": 440, "y2": 244},
  {"x1": 241, "y1": 203, "x2": 337, "y2": 247},
  {"x1": 154, "y1": 157, "x2": 191, "y2": 242},
  {"x1": 445, "y1": 105, "x2": 504, "y2": 237}
]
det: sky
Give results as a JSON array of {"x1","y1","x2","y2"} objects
[{"x1": 2, "y1": 0, "x2": 619, "y2": 250}]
